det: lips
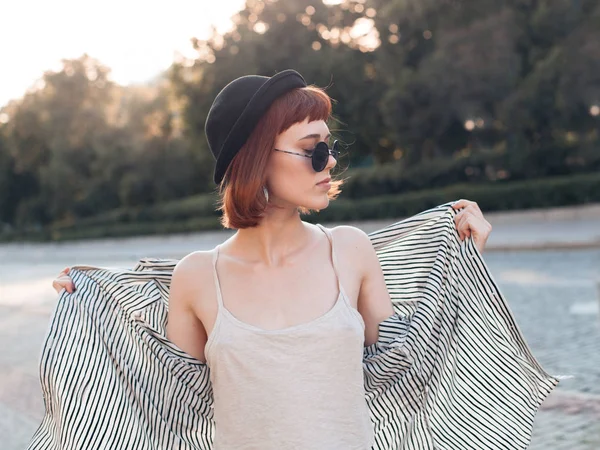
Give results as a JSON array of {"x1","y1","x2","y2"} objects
[{"x1": 317, "y1": 177, "x2": 331, "y2": 185}]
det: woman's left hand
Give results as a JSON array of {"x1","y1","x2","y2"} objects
[{"x1": 451, "y1": 199, "x2": 493, "y2": 254}]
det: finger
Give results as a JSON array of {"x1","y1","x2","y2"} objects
[
  {"x1": 457, "y1": 214, "x2": 473, "y2": 240},
  {"x1": 456, "y1": 226, "x2": 464, "y2": 240},
  {"x1": 465, "y1": 202, "x2": 483, "y2": 218},
  {"x1": 453, "y1": 209, "x2": 466, "y2": 226},
  {"x1": 454, "y1": 211, "x2": 464, "y2": 240},
  {"x1": 60, "y1": 279, "x2": 75, "y2": 293},
  {"x1": 455, "y1": 209, "x2": 468, "y2": 226},
  {"x1": 60, "y1": 275, "x2": 76, "y2": 292},
  {"x1": 465, "y1": 221, "x2": 479, "y2": 244},
  {"x1": 61, "y1": 280, "x2": 73, "y2": 293},
  {"x1": 53, "y1": 277, "x2": 74, "y2": 293},
  {"x1": 452, "y1": 200, "x2": 481, "y2": 217},
  {"x1": 451, "y1": 199, "x2": 471, "y2": 210},
  {"x1": 455, "y1": 215, "x2": 466, "y2": 240},
  {"x1": 52, "y1": 281, "x2": 65, "y2": 294}
]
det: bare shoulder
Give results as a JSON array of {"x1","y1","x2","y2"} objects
[
  {"x1": 328, "y1": 225, "x2": 376, "y2": 278},
  {"x1": 169, "y1": 248, "x2": 219, "y2": 323},
  {"x1": 329, "y1": 225, "x2": 373, "y2": 252},
  {"x1": 173, "y1": 250, "x2": 214, "y2": 285},
  {"x1": 170, "y1": 250, "x2": 215, "y2": 304}
]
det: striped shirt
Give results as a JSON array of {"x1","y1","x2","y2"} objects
[{"x1": 27, "y1": 201, "x2": 559, "y2": 449}]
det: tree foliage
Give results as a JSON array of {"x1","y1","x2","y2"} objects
[{"x1": 1, "y1": 0, "x2": 599, "y2": 231}]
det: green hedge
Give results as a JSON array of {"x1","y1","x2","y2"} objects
[
  {"x1": 61, "y1": 192, "x2": 220, "y2": 228},
  {"x1": 312, "y1": 171, "x2": 600, "y2": 223},
  {"x1": 340, "y1": 143, "x2": 600, "y2": 199},
  {"x1": 2, "y1": 172, "x2": 599, "y2": 242}
]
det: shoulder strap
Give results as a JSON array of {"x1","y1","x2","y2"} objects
[
  {"x1": 211, "y1": 245, "x2": 225, "y2": 309},
  {"x1": 315, "y1": 224, "x2": 346, "y2": 298}
]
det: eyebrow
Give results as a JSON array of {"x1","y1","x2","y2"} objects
[{"x1": 297, "y1": 133, "x2": 331, "y2": 142}]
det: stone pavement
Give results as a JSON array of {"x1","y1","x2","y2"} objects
[
  {"x1": 481, "y1": 243, "x2": 600, "y2": 450},
  {"x1": 338, "y1": 202, "x2": 600, "y2": 251},
  {"x1": 1, "y1": 202, "x2": 599, "y2": 449},
  {"x1": 531, "y1": 391, "x2": 600, "y2": 450}
]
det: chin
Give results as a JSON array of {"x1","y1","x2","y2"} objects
[{"x1": 303, "y1": 196, "x2": 330, "y2": 211}]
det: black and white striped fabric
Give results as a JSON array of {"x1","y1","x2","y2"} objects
[{"x1": 28, "y1": 202, "x2": 558, "y2": 449}]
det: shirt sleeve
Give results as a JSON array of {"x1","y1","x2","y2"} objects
[
  {"x1": 362, "y1": 203, "x2": 559, "y2": 450},
  {"x1": 27, "y1": 259, "x2": 215, "y2": 450}
]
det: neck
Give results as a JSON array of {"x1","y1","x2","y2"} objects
[{"x1": 230, "y1": 206, "x2": 314, "y2": 267}]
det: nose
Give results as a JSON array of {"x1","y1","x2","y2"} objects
[{"x1": 325, "y1": 151, "x2": 337, "y2": 171}]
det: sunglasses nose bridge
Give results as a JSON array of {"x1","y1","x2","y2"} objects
[{"x1": 324, "y1": 149, "x2": 337, "y2": 171}]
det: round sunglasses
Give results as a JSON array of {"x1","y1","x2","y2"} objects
[{"x1": 273, "y1": 140, "x2": 339, "y2": 172}]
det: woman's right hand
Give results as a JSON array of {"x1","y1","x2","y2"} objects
[{"x1": 52, "y1": 267, "x2": 76, "y2": 294}]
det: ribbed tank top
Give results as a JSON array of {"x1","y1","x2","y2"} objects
[{"x1": 204, "y1": 224, "x2": 375, "y2": 450}]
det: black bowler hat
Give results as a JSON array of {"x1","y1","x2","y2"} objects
[{"x1": 205, "y1": 69, "x2": 307, "y2": 184}]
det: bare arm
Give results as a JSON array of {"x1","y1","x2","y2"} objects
[
  {"x1": 167, "y1": 255, "x2": 208, "y2": 363},
  {"x1": 340, "y1": 200, "x2": 492, "y2": 346},
  {"x1": 355, "y1": 232, "x2": 395, "y2": 346},
  {"x1": 334, "y1": 226, "x2": 395, "y2": 347}
]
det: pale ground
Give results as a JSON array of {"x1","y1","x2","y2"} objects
[{"x1": 1, "y1": 203, "x2": 599, "y2": 449}]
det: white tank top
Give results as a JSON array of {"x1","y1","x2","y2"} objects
[{"x1": 204, "y1": 224, "x2": 375, "y2": 450}]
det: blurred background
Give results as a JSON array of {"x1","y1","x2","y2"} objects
[{"x1": 0, "y1": 0, "x2": 599, "y2": 448}]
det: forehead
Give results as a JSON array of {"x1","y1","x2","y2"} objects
[{"x1": 280, "y1": 118, "x2": 330, "y2": 140}]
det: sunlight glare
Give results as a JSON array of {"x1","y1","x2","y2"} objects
[{"x1": 0, "y1": 0, "x2": 246, "y2": 107}]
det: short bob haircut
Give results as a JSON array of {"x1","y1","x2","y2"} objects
[{"x1": 217, "y1": 85, "x2": 343, "y2": 229}]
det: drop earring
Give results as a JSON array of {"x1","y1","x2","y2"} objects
[{"x1": 263, "y1": 185, "x2": 269, "y2": 203}]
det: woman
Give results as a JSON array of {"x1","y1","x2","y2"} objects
[{"x1": 40, "y1": 70, "x2": 556, "y2": 450}]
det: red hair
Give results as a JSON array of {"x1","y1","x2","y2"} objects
[{"x1": 217, "y1": 85, "x2": 343, "y2": 229}]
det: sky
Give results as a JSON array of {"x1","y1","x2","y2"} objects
[{"x1": 0, "y1": 0, "x2": 246, "y2": 108}]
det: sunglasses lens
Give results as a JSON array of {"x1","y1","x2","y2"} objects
[{"x1": 312, "y1": 142, "x2": 330, "y2": 172}]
